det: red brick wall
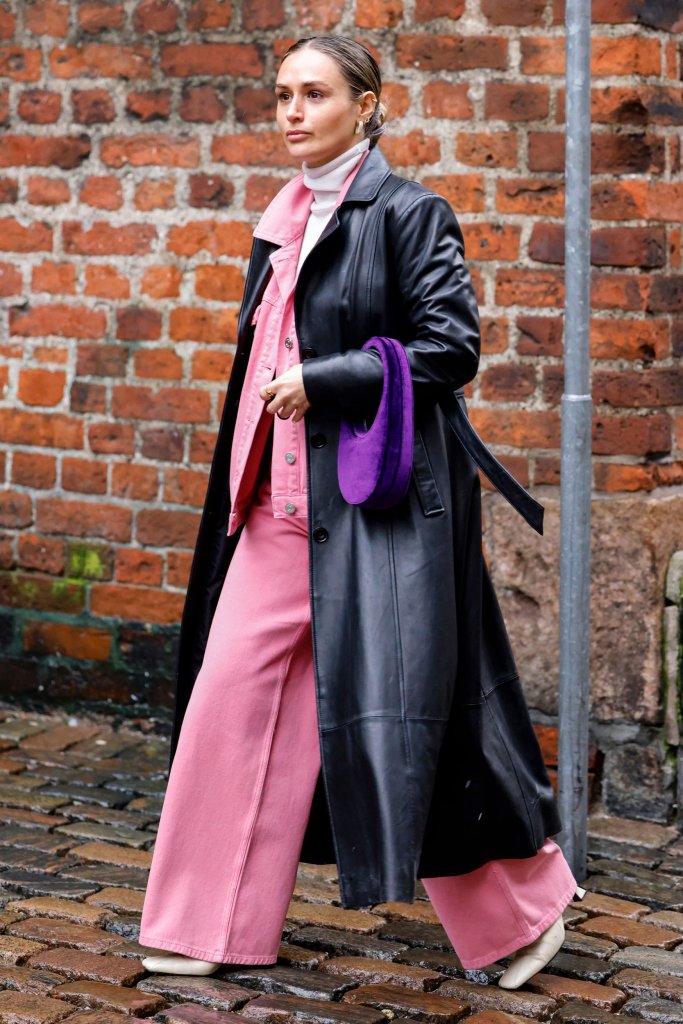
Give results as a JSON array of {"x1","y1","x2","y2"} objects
[{"x1": 0, "y1": 1, "x2": 681, "y2": 711}]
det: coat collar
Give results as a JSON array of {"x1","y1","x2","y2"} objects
[{"x1": 253, "y1": 143, "x2": 393, "y2": 246}]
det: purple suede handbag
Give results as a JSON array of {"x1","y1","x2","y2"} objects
[{"x1": 337, "y1": 336, "x2": 414, "y2": 510}]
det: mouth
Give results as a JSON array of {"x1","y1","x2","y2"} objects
[{"x1": 286, "y1": 131, "x2": 310, "y2": 139}]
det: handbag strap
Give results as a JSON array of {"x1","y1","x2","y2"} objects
[{"x1": 438, "y1": 390, "x2": 545, "y2": 536}]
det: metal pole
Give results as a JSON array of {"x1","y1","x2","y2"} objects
[{"x1": 557, "y1": 0, "x2": 592, "y2": 881}]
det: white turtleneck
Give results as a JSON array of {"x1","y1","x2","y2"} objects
[{"x1": 296, "y1": 137, "x2": 370, "y2": 276}]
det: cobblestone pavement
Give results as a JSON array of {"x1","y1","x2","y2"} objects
[{"x1": 2, "y1": 705, "x2": 683, "y2": 1024}]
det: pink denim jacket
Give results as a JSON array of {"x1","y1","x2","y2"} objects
[{"x1": 227, "y1": 149, "x2": 370, "y2": 538}]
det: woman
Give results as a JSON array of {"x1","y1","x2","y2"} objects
[{"x1": 139, "y1": 34, "x2": 585, "y2": 989}]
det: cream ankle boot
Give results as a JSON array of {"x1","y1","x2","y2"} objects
[
  {"x1": 498, "y1": 884, "x2": 587, "y2": 990},
  {"x1": 141, "y1": 953, "x2": 222, "y2": 975}
]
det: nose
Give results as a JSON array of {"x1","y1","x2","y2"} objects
[{"x1": 285, "y1": 97, "x2": 303, "y2": 121}]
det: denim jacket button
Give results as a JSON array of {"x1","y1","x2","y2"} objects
[
  {"x1": 285, "y1": 502, "x2": 297, "y2": 514},
  {"x1": 285, "y1": 452, "x2": 296, "y2": 464}
]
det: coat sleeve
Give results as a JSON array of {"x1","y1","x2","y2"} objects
[{"x1": 301, "y1": 192, "x2": 481, "y2": 418}]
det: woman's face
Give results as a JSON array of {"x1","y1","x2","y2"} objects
[{"x1": 275, "y1": 48, "x2": 376, "y2": 168}]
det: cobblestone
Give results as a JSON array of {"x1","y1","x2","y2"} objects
[{"x1": 2, "y1": 708, "x2": 683, "y2": 1023}]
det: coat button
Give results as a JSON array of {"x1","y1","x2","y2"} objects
[
  {"x1": 311, "y1": 433, "x2": 327, "y2": 448},
  {"x1": 285, "y1": 452, "x2": 296, "y2": 464},
  {"x1": 302, "y1": 346, "x2": 317, "y2": 359},
  {"x1": 313, "y1": 527, "x2": 328, "y2": 543},
  {"x1": 285, "y1": 502, "x2": 297, "y2": 514},
  {"x1": 285, "y1": 337, "x2": 293, "y2": 349}
]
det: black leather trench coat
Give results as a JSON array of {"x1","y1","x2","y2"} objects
[{"x1": 170, "y1": 142, "x2": 563, "y2": 909}]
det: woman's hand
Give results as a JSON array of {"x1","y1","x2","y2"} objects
[{"x1": 259, "y1": 363, "x2": 311, "y2": 423}]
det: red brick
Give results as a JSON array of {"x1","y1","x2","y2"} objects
[
  {"x1": 50, "y1": 43, "x2": 152, "y2": 79},
  {"x1": 167, "y1": 219, "x2": 252, "y2": 257},
  {"x1": 70, "y1": 380, "x2": 106, "y2": 414},
  {"x1": 496, "y1": 269, "x2": 564, "y2": 307},
  {"x1": 470, "y1": 408, "x2": 560, "y2": 449},
  {"x1": 415, "y1": 0, "x2": 464, "y2": 19},
  {"x1": 590, "y1": 319, "x2": 668, "y2": 362},
  {"x1": 0, "y1": 572, "x2": 85, "y2": 613},
  {"x1": 529, "y1": 224, "x2": 666, "y2": 268},
  {"x1": 32, "y1": 260, "x2": 77, "y2": 294},
  {"x1": 167, "y1": 549, "x2": 193, "y2": 588},
  {"x1": 133, "y1": 347, "x2": 183, "y2": 380},
  {"x1": 485, "y1": 83, "x2": 549, "y2": 121},
  {"x1": 111, "y1": 384, "x2": 211, "y2": 423},
  {"x1": 241, "y1": 0, "x2": 282, "y2": 29},
  {"x1": 482, "y1": 0, "x2": 544, "y2": 21},
  {"x1": 169, "y1": 306, "x2": 237, "y2": 344},
  {"x1": 456, "y1": 130, "x2": 518, "y2": 168},
  {"x1": 77, "y1": 343, "x2": 129, "y2": 377},
  {"x1": 133, "y1": 0, "x2": 180, "y2": 32},
  {"x1": 0, "y1": 47, "x2": 42, "y2": 81},
  {"x1": 517, "y1": 315, "x2": 563, "y2": 357},
  {"x1": 356, "y1": 0, "x2": 403, "y2": 27},
  {"x1": 422, "y1": 82, "x2": 472, "y2": 120},
  {"x1": 0, "y1": 9, "x2": 15, "y2": 37},
  {"x1": 126, "y1": 88, "x2": 171, "y2": 122},
  {"x1": 461, "y1": 223, "x2": 520, "y2": 261},
  {"x1": 0, "y1": 261, "x2": 22, "y2": 295},
  {"x1": 26, "y1": 176, "x2": 69, "y2": 205},
  {"x1": 12, "y1": 452, "x2": 57, "y2": 490},
  {"x1": 396, "y1": 34, "x2": 507, "y2": 71},
  {"x1": 33, "y1": 346, "x2": 69, "y2": 365},
  {"x1": 136, "y1": 508, "x2": 200, "y2": 546},
  {"x1": 101, "y1": 133, "x2": 199, "y2": 168},
  {"x1": 557, "y1": 85, "x2": 683, "y2": 126},
  {"x1": 162, "y1": 467, "x2": 209, "y2": 506},
  {"x1": 91, "y1": 583, "x2": 183, "y2": 624},
  {"x1": 62, "y1": 457, "x2": 108, "y2": 495},
  {"x1": 591, "y1": 273, "x2": 650, "y2": 311},
  {"x1": 115, "y1": 548, "x2": 163, "y2": 586},
  {"x1": 0, "y1": 491, "x2": 33, "y2": 528},
  {"x1": 421, "y1": 173, "x2": 484, "y2": 212},
  {"x1": 18, "y1": 89, "x2": 62, "y2": 124},
  {"x1": 116, "y1": 306, "x2": 162, "y2": 341},
  {"x1": 160, "y1": 42, "x2": 262, "y2": 77},
  {"x1": 23, "y1": 620, "x2": 112, "y2": 660},
  {"x1": 188, "y1": 174, "x2": 236, "y2": 211},
  {"x1": 0, "y1": 177, "x2": 18, "y2": 202},
  {"x1": 480, "y1": 318, "x2": 509, "y2": 355},
  {"x1": 36, "y1": 498, "x2": 132, "y2": 542},
  {"x1": 63, "y1": 220, "x2": 155, "y2": 256},
  {"x1": 0, "y1": 409, "x2": 83, "y2": 449},
  {"x1": 180, "y1": 84, "x2": 225, "y2": 123},
  {"x1": 194, "y1": 265, "x2": 243, "y2": 302},
  {"x1": 211, "y1": 131, "x2": 295, "y2": 170},
  {"x1": 17, "y1": 534, "x2": 64, "y2": 574},
  {"x1": 12, "y1": 304, "x2": 105, "y2": 340},
  {"x1": 84, "y1": 264, "x2": 131, "y2": 298},
  {"x1": 72, "y1": 88, "x2": 115, "y2": 124},
  {"x1": 594, "y1": 462, "x2": 683, "y2": 492},
  {"x1": 480, "y1": 364, "x2": 536, "y2": 402},
  {"x1": 192, "y1": 350, "x2": 234, "y2": 381},
  {"x1": 80, "y1": 175, "x2": 123, "y2": 209},
  {"x1": 25, "y1": 0, "x2": 69, "y2": 36},
  {"x1": 0, "y1": 216, "x2": 52, "y2": 251},
  {"x1": 88, "y1": 422, "x2": 135, "y2": 455},
  {"x1": 141, "y1": 265, "x2": 182, "y2": 297},
  {"x1": 0, "y1": 134, "x2": 90, "y2": 169},
  {"x1": 111, "y1": 463, "x2": 159, "y2": 501},
  {"x1": 592, "y1": 414, "x2": 671, "y2": 456},
  {"x1": 529, "y1": 132, "x2": 665, "y2": 175},
  {"x1": 188, "y1": 0, "x2": 235, "y2": 28},
  {"x1": 593, "y1": 369, "x2": 683, "y2": 408},
  {"x1": 18, "y1": 368, "x2": 66, "y2": 406},
  {"x1": 135, "y1": 178, "x2": 176, "y2": 211},
  {"x1": 591, "y1": 181, "x2": 648, "y2": 221},
  {"x1": 140, "y1": 427, "x2": 184, "y2": 461},
  {"x1": 497, "y1": 178, "x2": 564, "y2": 217},
  {"x1": 79, "y1": 2, "x2": 125, "y2": 32},
  {"x1": 522, "y1": 35, "x2": 661, "y2": 76}
]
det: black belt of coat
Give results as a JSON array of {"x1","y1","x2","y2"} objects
[{"x1": 440, "y1": 390, "x2": 544, "y2": 536}]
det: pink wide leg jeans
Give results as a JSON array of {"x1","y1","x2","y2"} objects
[{"x1": 139, "y1": 467, "x2": 578, "y2": 969}]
